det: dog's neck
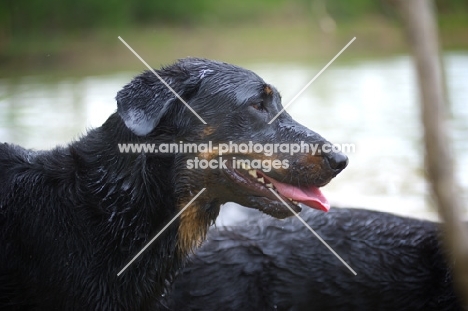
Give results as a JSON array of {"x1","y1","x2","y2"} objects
[{"x1": 61, "y1": 113, "x2": 216, "y2": 304}]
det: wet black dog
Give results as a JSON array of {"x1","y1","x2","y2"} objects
[
  {"x1": 0, "y1": 58, "x2": 347, "y2": 310},
  {"x1": 168, "y1": 208, "x2": 462, "y2": 311}
]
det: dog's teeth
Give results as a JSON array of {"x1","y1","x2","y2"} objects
[
  {"x1": 292, "y1": 200, "x2": 299, "y2": 205},
  {"x1": 248, "y1": 170, "x2": 257, "y2": 177},
  {"x1": 266, "y1": 183, "x2": 273, "y2": 188},
  {"x1": 287, "y1": 197, "x2": 293, "y2": 201},
  {"x1": 257, "y1": 177, "x2": 265, "y2": 184}
]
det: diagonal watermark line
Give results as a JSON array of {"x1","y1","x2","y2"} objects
[
  {"x1": 268, "y1": 37, "x2": 356, "y2": 124},
  {"x1": 268, "y1": 188, "x2": 357, "y2": 275},
  {"x1": 117, "y1": 188, "x2": 206, "y2": 276},
  {"x1": 118, "y1": 36, "x2": 207, "y2": 125}
]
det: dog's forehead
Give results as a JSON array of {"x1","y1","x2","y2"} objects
[
  {"x1": 198, "y1": 61, "x2": 274, "y2": 100},
  {"x1": 205, "y1": 63, "x2": 262, "y2": 83},
  {"x1": 214, "y1": 74, "x2": 268, "y2": 103},
  {"x1": 176, "y1": 58, "x2": 278, "y2": 103}
]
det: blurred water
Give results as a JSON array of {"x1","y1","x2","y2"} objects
[{"x1": 0, "y1": 53, "x2": 467, "y2": 222}]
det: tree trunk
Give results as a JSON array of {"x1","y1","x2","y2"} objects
[{"x1": 395, "y1": 0, "x2": 468, "y2": 304}]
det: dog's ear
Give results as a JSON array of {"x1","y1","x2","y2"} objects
[{"x1": 116, "y1": 69, "x2": 200, "y2": 136}]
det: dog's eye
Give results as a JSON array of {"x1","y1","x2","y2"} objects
[{"x1": 251, "y1": 102, "x2": 266, "y2": 112}]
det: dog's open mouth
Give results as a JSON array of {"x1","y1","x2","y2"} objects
[
  {"x1": 256, "y1": 170, "x2": 330, "y2": 211},
  {"x1": 224, "y1": 161, "x2": 330, "y2": 217}
]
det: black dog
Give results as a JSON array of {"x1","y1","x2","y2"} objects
[
  {"x1": 168, "y1": 208, "x2": 462, "y2": 311},
  {"x1": 0, "y1": 58, "x2": 347, "y2": 310}
]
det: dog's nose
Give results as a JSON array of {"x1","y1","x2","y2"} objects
[{"x1": 325, "y1": 152, "x2": 348, "y2": 172}]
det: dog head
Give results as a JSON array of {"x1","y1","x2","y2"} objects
[{"x1": 116, "y1": 58, "x2": 347, "y2": 248}]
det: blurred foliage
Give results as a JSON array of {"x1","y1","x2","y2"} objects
[
  {"x1": 1, "y1": 0, "x2": 467, "y2": 35},
  {"x1": 1, "y1": 0, "x2": 467, "y2": 75},
  {"x1": 1, "y1": 0, "x2": 287, "y2": 35}
]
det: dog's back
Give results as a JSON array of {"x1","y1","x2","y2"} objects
[
  {"x1": 0, "y1": 143, "x2": 36, "y2": 308},
  {"x1": 0, "y1": 143, "x2": 39, "y2": 214},
  {"x1": 169, "y1": 208, "x2": 462, "y2": 311},
  {"x1": 0, "y1": 143, "x2": 69, "y2": 211},
  {"x1": 0, "y1": 143, "x2": 31, "y2": 177},
  {"x1": 0, "y1": 143, "x2": 68, "y2": 308}
]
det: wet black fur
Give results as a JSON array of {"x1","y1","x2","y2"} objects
[
  {"x1": 0, "y1": 58, "x2": 346, "y2": 310},
  {"x1": 168, "y1": 208, "x2": 463, "y2": 311}
]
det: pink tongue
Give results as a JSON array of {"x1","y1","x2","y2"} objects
[{"x1": 264, "y1": 176, "x2": 330, "y2": 212}]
